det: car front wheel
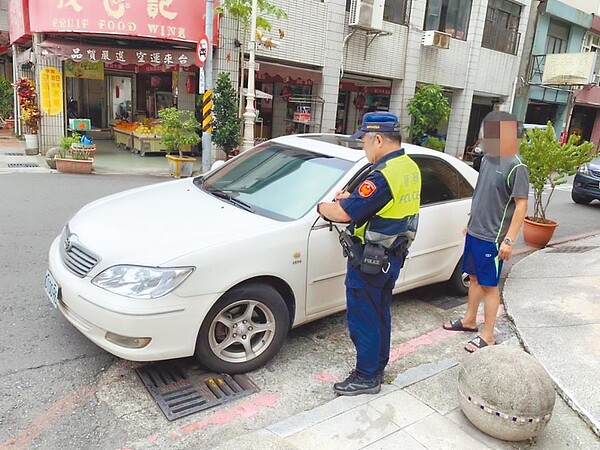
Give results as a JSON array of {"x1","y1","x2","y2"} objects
[
  {"x1": 571, "y1": 191, "x2": 592, "y2": 205},
  {"x1": 195, "y1": 283, "x2": 290, "y2": 374}
]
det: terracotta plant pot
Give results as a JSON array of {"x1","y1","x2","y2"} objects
[
  {"x1": 523, "y1": 217, "x2": 558, "y2": 249},
  {"x1": 55, "y1": 157, "x2": 94, "y2": 174}
]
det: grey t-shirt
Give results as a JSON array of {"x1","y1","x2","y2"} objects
[{"x1": 467, "y1": 154, "x2": 529, "y2": 243}]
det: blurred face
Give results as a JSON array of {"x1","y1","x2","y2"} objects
[{"x1": 482, "y1": 120, "x2": 519, "y2": 157}]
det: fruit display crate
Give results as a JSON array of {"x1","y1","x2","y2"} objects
[{"x1": 113, "y1": 128, "x2": 133, "y2": 149}]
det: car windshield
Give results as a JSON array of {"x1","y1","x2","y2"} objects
[{"x1": 196, "y1": 142, "x2": 354, "y2": 221}]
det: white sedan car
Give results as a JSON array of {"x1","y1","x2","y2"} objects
[{"x1": 46, "y1": 134, "x2": 477, "y2": 374}]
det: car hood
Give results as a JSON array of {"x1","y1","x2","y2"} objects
[
  {"x1": 588, "y1": 157, "x2": 600, "y2": 170},
  {"x1": 68, "y1": 179, "x2": 282, "y2": 266}
]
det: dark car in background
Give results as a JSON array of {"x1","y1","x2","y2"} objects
[{"x1": 572, "y1": 156, "x2": 600, "y2": 205}]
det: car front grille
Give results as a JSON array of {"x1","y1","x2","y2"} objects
[
  {"x1": 591, "y1": 169, "x2": 600, "y2": 178},
  {"x1": 60, "y1": 226, "x2": 100, "y2": 278}
]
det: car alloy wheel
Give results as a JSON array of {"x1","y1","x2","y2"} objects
[{"x1": 195, "y1": 283, "x2": 290, "y2": 374}]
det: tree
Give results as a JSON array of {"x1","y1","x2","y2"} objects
[
  {"x1": 158, "y1": 107, "x2": 201, "y2": 158},
  {"x1": 406, "y1": 84, "x2": 451, "y2": 145},
  {"x1": 213, "y1": 72, "x2": 242, "y2": 155},
  {"x1": 520, "y1": 122, "x2": 595, "y2": 223}
]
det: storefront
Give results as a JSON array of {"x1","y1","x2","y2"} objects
[
  {"x1": 253, "y1": 61, "x2": 322, "y2": 140},
  {"x1": 40, "y1": 39, "x2": 199, "y2": 130},
  {"x1": 8, "y1": 0, "x2": 217, "y2": 153},
  {"x1": 337, "y1": 74, "x2": 392, "y2": 135}
]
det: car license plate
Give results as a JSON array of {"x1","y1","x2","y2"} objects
[{"x1": 44, "y1": 270, "x2": 60, "y2": 309}]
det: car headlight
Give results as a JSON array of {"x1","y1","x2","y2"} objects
[
  {"x1": 92, "y1": 265, "x2": 194, "y2": 299},
  {"x1": 578, "y1": 164, "x2": 590, "y2": 176}
]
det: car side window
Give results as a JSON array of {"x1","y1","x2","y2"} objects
[{"x1": 412, "y1": 156, "x2": 474, "y2": 206}]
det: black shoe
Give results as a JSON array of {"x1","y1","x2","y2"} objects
[{"x1": 334, "y1": 371, "x2": 381, "y2": 396}]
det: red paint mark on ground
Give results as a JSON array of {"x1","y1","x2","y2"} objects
[
  {"x1": 178, "y1": 393, "x2": 280, "y2": 435},
  {"x1": 389, "y1": 328, "x2": 451, "y2": 363},
  {"x1": 0, "y1": 385, "x2": 96, "y2": 450},
  {"x1": 315, "y1": 372, "x2": 338, "y2": 382},
  {"x1": 146, "y1": 435, "x2": 159, "y2": 443}
]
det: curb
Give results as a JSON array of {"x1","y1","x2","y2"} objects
[{"x1": 502, "y1": 238, "x2": 600, "y2": 438}]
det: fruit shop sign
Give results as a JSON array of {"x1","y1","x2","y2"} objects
[{"x1": 28, "y1": 0, "x2": 219, "y2": 44}]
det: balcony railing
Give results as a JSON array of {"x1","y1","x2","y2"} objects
[{"x1": 482, "y1": 22, "x2": 521, "y2": 55}]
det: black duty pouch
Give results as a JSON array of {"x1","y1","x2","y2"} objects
[
  {"x1": 360, "y1": 243, "x2": 389, "y2": 274},
  {"x1": 338, "y1": 230, "x2": 364, "y2": 268}
]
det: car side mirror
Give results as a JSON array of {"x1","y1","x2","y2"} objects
[{"x1": 210, "y1": 160, "x2": 225, "y2": 171}]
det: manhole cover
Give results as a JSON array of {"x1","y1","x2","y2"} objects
[
  {"x1": 7, "y1": 163, "x2": 39, "y2": 168},
  {"x1": 137, "y1": 362, "x2": 260, "y2": 421},
  {"x1": 547, "y1": 246, "x2": 598, "y2": 254},
  {"x1": 5, "y1": 152, "x2": 25, "y2": 156}
]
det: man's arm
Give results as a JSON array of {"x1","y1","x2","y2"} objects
[
  {"x1": 498, "y1": 197, "x2": 527, "y2": 260},
  {"x1": 317, "y1": 201, "x2": 351, "y2": 223}
]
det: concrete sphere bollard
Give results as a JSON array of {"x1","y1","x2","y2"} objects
[
  {"x1": 458, "y1": 346, "x2": 555, "y2": 441},
  {"x1": 46, "y1": 147, "x2": 61, "y2": 169}
]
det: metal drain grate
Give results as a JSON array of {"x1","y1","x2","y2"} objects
[
  {"x1": 5, "y1": 152, "x2": 25, "y2": 156},
  {"x1": 137, "y1": 362, "x2": 260, "y2": 421},
  {"x1": 7, "y1": 163, "x2": 39, "y2": 168},
  {"x1": 547, "y1": 246, "x2": 598, "y2": 254}
]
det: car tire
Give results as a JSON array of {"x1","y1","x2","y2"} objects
[
  {"x1": 571, "y1": 191, "x2": 592, "y2": 205},
  {"x1": 195, "y1": 283, "x2": 290, "y2": 374},
  {"x1": 448, "y1": 258, "x2": 469, "y2": 296}
]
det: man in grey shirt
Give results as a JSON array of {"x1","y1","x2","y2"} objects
[{"x1": 443, "y1": 111, "x2": 529, "y2": 352}]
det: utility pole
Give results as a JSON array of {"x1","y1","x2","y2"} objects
[
  {"x1": 241, "y1": 0, "x2": 258, "y2": 151},
  {"x1": 201, "y1": 0, "x2": 214, "y2": 173}
]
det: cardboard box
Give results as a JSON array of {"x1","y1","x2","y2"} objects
[{"x1": 69, "y1": 119, "x2": 92, "y2": 131}]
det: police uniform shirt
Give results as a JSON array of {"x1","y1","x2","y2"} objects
[{"x1": 340, "y1": 150, "x2": 404, "y2": 229}]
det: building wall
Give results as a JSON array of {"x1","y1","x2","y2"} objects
[
  {"x1": 513, "y1": 0, "x2": 591, "y2": 130},
  {"x1": 0, "y1": 0, "x2": 8, "y2": 31},
  {"x1": 559, "y1": 0, "x2": 600, "y2": 14}
]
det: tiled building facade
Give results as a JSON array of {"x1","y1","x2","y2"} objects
[{"x1": 214, "y1": 0, "x2": 534, "y2": 157}]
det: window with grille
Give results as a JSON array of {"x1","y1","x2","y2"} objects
[{"x1": 481, "y1": 0, "x2": 521, "y2": 55}]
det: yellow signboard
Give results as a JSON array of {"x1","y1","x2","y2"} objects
[
  {"x1": 39, "y1": 67, "x2": 63, "y2": 116},
  {"x1": 64, "y1": 60, "x2": 105, "y2": 80}
]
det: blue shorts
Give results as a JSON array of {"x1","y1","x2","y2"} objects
[{"x1": 462, "y1": 233, "x2": 503, "y2": 287}]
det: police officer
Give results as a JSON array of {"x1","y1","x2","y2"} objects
[{"x1": 317, "y1": 112, "x2": 421, "y2": 396}]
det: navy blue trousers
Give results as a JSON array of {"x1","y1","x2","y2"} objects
[{"x1": 345, "y1": 254, "x2": 403, "y2": 380}]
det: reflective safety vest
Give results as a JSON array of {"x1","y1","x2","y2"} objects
[{"x1": 352, "y1": 152, "x2": 421, "y2": 249}]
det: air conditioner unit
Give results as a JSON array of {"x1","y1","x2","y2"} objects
[
  {"x1": 349, "y1": 0, "x2": 385, "y2": 31},
  {"x1": 422, "y1": 30, "x2": 451, "y2": 49}
]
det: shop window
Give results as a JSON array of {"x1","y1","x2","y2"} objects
[
  {"x1": 424, "y1": 0, "x2": 472, "y2": 40},
  {"x1": 412, "y1": 156, "x2": 473, "y2": 205},
  {"x1": 384, "y1": 0, "x2": 410, "y2": 25},
  {"x1": 546, "y1": 19, "x2": 569, "y2": 54},
  {"x1": 481, "y1": 0, "x2": 521, "y2": 55}
]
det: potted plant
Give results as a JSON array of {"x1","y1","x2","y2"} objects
[
  {"x1": 14, "y1": 78, "x2": 41, "y2": 153},
  {"x1": 54, "y1": 147, "x2": 94, "y2": 175},
  {"x1": 519, "y1": 122, "x2": 595, "y2": 248},
  {"x1": 213, "y1": 72, "x2": 242, "y2": 159},
  {"x1": 0, "y1": 77, "x2": 14, "y2": 130},
  {"x1": 158, "y1": 107, "x2": 201, "y2": 178}
]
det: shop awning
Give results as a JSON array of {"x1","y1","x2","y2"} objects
[
  {"x1": 256, "y1": 62, "x2": 322, "y2": 86},
  {"x1": 243, "y1": 88, "x2": 273, "y2": 100},
  {"x1": 39, "y1": 39, "x2": 198, "y2": 68}
]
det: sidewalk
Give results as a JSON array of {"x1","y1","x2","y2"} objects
[
  {"x1": 0, "y1": 135, "x2": 182, "y2": 177},
  {"x1": 214, "y1": 237, "x2": 600, "y2": 450}
]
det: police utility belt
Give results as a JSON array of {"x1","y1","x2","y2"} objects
[{"x1": 336, "y1": 226, "x2": 400, "y2": 275}]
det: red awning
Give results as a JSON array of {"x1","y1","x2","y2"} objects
[
  {"x1": 256, "y1": 62, "x2": 322, "y2": 86},
  {"x1": 39, "y1": 39, "x2": 198, "y2": 68}
]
